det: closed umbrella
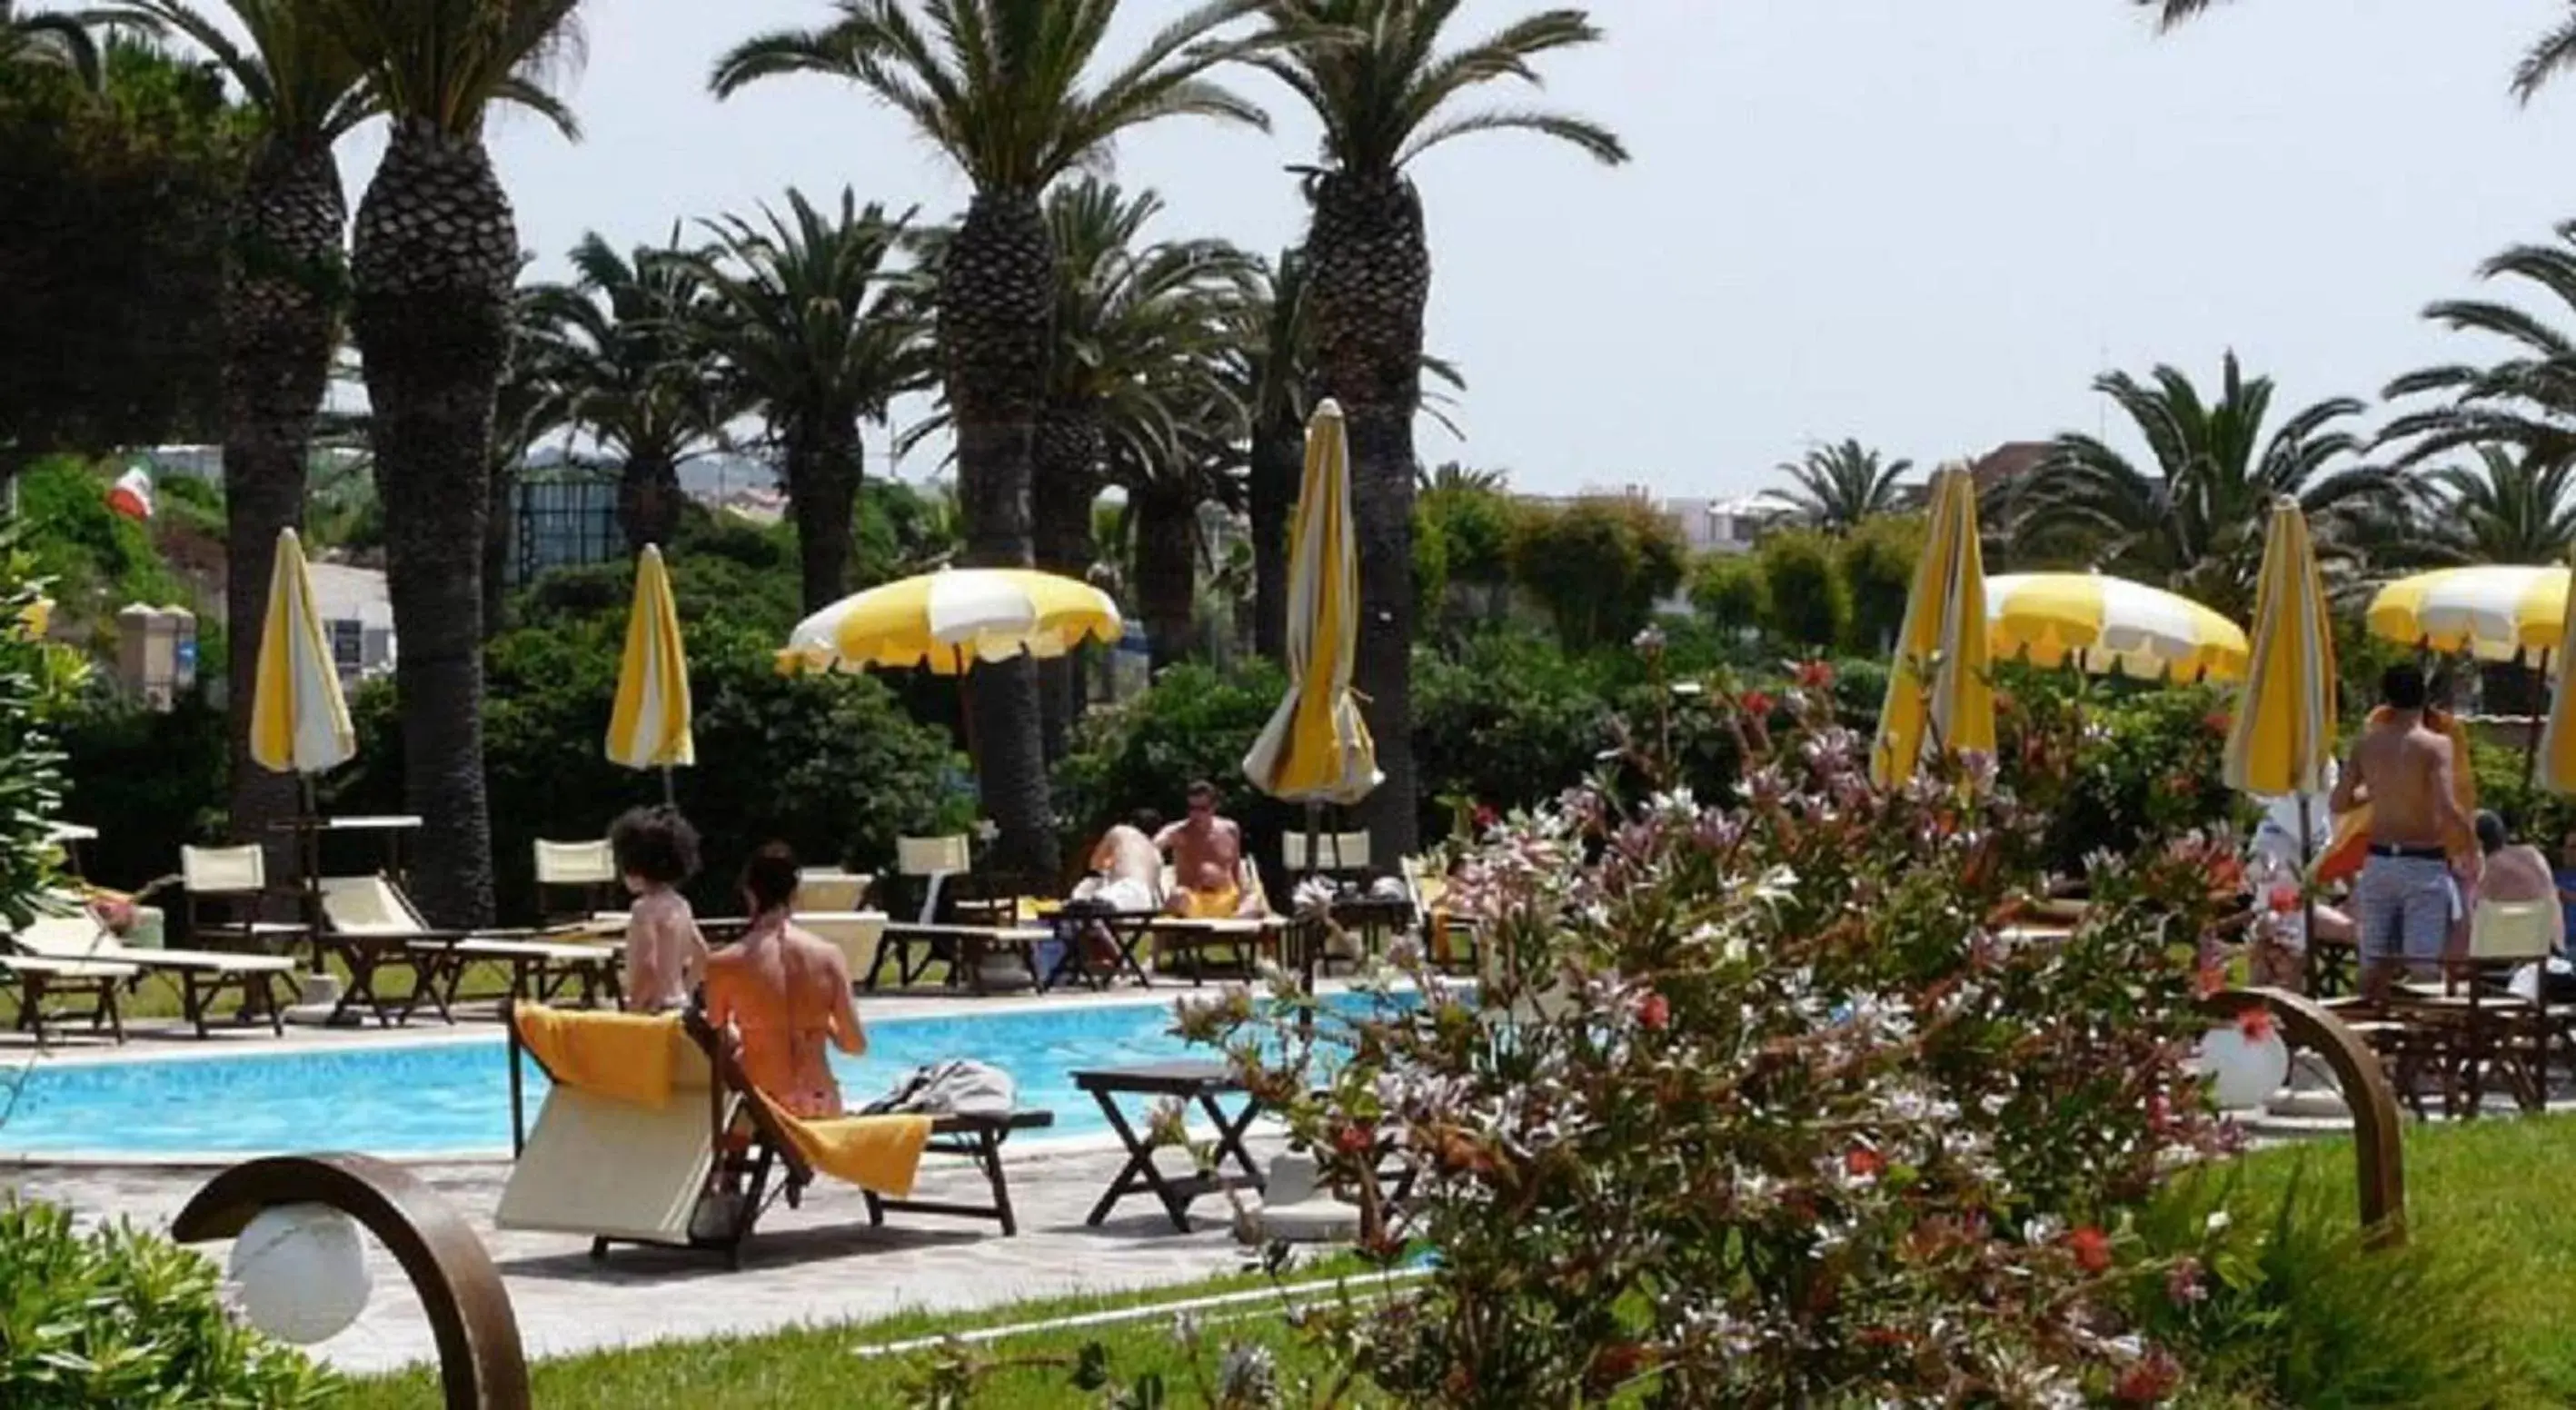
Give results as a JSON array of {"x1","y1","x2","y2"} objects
[
  {"x1": 249, "y1": 528, "x2": 355, "y2": 779},
  {"x1": 1985, "y1": 572, "x2": 2250, "y2": 683},
  {"x1": 2537, "y1": 550, "x2": 2576, "y2": 795},
  {"x1": 605, "y1": 545, "x2": 694, "y2": 801},
  {"x1": 1243, "y1": 401, "x2": 1378, "y2": 818},
  {"x1": 2223, "y1": 500, "x2": 2340, "y2": 984},
  {"x1": 1871, "y1": 464, "x2": 1994, "y2": 788}
]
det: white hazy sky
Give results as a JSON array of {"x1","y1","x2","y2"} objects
[{"x1": 327, "y1": 0, "x2": 2576, "y2": 498}]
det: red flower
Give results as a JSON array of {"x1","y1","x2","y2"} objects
[
  {"x1": 2265, "y1": 881, "x2": 2301, "y2": 914},
  {"x1": 1333, "y1": 1123, "x2": 1376, "y2": 1157},
  {"x1": 1795, "y1": 659, "x2": 1836, "y2": 690},
  {"x1": 2203, "y1": 710, "x2": 2233, "y2": 738},
  {"x1": 1588, "y1": 1342, "x2": 1646, "y2": 1386},
  {"x1": 1472, "y1": 802, "x2": 1499, "y2": 833},
  {"x1": 2193, "y1": 963, "x2": 2226, "y2": 1000},
  {"x1": 2235, "y1": 1007, "x2": 2276, "y2": 1045},
  {"x1": 1740, "y1": 690, "x2": 1775, "y2": 719},
  {"x1": 1845, "y1": 1145, "x2": 1885, "y2": 1178},
  {"x1": 1636, "y1": 991, "x2": 1672, "y2": 1031},
  {"x1": 2114, "y1": 1348, "x2": 2183, "y2": 1405},
  {"x1": 2064, "y1": 1225, "x2": 2113, "y2": 1274}
]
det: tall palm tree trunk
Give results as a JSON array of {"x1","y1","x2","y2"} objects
[
  {"x1": 940, "y1": 190, "x2": 1059, "y2": 879},
  {"x1": 221, "y1": 139, "x2": 343, "y2": 889},
  {"x1": 1306, "y1": 172, "x2": 1429, "y2": 860},
  {"x1": 1134, "y1": 488, "x2": 1197, "y2": 671},
  {"x1": 350, "y1": 119, "x2": 514, "y2": 927},
  {"x1": 1031, "y1": 409, "x2": 1099, "y2": 760},
  {"x1": 1248, "y1": 414, "x2": 1298, "y2": 663},
  {"x1": 618, "y1": 448, "x2": 681, "y2": 553},
  {"x1": 784, "y1": 428, "x2": 860, "y2": 614}
]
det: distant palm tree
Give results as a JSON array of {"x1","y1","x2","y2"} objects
[
  {"x1": 1417, "y1": 462, "x2": 1506, "y2": 493},
  {"x1": 539, "y1": 229, "x2": 734, "y2": 555},
  {"x1": 2381, "y1": 223, "x2": 2576, "y2": 482},
  {"x1": 5, "y1": 2, "x2": 151, "y2": 89},
  {"x1": 325, "y1": 0, "x2": 584, "y2": 925},
  {"x1": 1248, "y1": 0, "x2": 1626, "y2": 861},
  {"x1": 711, "y1": 0, "x2": 1271, "y2": 879},
  {"x1": 1775, "y1": 440, "x2": 1913, "y2": 531},
  {"x1": 2142, "y1": 1, "x2": 2576, "y2": 102},
  {"x1": 2425, "y1": 445, "x2": 2576, "y2": 566},
  {"x1": 683, "y1": 191, "x2": 927, "y2": 613},
  {"x1": 2010, "y1": 352, "x2": 2395, "y2": 619}
]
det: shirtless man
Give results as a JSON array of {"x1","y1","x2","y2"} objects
[
  {"x1": 705, "y1": 842, "x2": 866, "y2": 1118},
  {"x1": 1156, "y1": 781, "x2": 1258, "y2": 918},
  {"x1": 1081, "y1": 809, "x2": 1165, "y2": 912},
  {"x1": 2332, "y1": 663, "x2": 2481, "y2": 1001}
]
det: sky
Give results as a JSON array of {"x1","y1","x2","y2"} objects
[{"x1": 324, "y1": 0, "x2": 2576, "y2": 500}]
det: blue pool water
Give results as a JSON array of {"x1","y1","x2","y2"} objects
[{"x1": 0, "y1": 996, "x2": 1332, "y2": 1158}]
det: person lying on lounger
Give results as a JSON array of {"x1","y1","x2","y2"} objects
[
  {"x1": 1155, "y1": 781, "x2": 1260, "y2": 919},
  {"x1": 705, "y1": 842, "x2": 865, "y2": 1119},
  {"x1": 609, "y1": 806, "x2": 711, "y2": 1015}
]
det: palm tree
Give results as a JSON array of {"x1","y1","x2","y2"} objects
[
  {"x1": 486, "y1": 276, "x2": 575, "y2": 632},
  {"x1": 1248, "y1": 0, "x2": 1626, "y2": 859},
  {"x1": 2425, "y1": 445, "x2": 2576, "y2": 566},
  {"x1": 539, "y1": 229, "x2": 734, "y2": 555},
  {"x1": 711, "y1": 0, "x2": 1271, "y2": 879},
  {"x1": 324, "y1": 0, "x2": 582, "y2": 926},
  {"x1": 1107, "y1": 376, "x2": 1248, "y2": 671},
  {"x1": 2380, "y1": 223, "x2": 2576, "y2": 482},
  {"x1": 1775, "y1": 440, "x2": 1914, "y2": 531},
  {"x1": 2143, "y1": 1, "x2": 2576, "y2": 102},
  {"x1": 683, "y1": 190, "x2": 926, "y2": 614},
  {"x1": 2008, "y1": 352, "x2": 2395, "y2": 620},
  {"x1": 114, "y1": 0, "x2": 369, "y2": 876},
  {"x1": 5, "y1": 3, "x2": 149, "y2": 89}
]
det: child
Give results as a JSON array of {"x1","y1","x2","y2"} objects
[{"x1": 608, "y1": 806, "x2": 711, "y2": 1013}]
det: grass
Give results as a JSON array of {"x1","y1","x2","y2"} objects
[{"x1": 335, "y1": 1256, "x2": 1401, "y2": 1409}]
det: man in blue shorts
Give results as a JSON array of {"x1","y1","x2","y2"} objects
[{"x1": 2330, "y1": 663, "x2": 2479, "y2": 1002}]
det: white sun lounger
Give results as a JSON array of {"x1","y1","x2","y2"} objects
[
  {"x1": 319, "y1": 875, "x2": 622, "y2": 1026},
  {"x1": 6, "y1": 907, "x2": 296, "y2": 1038}
]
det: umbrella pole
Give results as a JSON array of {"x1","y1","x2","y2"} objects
[
  {"x1": 2528, "y1": 650, "x2": 2551, "y2": 790},
  {"x1": 2298, "y1": 799, "x2": 2315, "y2": 997},
  {"x1": 661, "y1": 765, "x2": 674, "y2": 809}
]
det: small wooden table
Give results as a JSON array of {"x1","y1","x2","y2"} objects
[
  {"x1": 1327, "y1": 896, "x2": 1416, "y2": 964},
  {"x1": 1071, "y1": 1061, "x2": 1268, "y2": 1233}
]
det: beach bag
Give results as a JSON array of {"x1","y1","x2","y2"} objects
[{"x1": 863, "y1": 1059, "x2": 1016, "y2": 1117}]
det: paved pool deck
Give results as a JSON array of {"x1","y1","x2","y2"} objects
[{"x1": 0, "y1": 985, "x2": 1295, "y2": 1377}]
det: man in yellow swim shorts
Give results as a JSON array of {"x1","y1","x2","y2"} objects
[{"x1": 1156, "y1": 780, "x2": 1258, "y2": 919}]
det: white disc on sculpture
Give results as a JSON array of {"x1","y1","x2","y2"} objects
[
  {"x1": 227, "y1": 1203, "x2": 372, "y2": 1345},
  {"x1": 2194, "y1": 1023, "x2": 2291, "y2": 1111}
]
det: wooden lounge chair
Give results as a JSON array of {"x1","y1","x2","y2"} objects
[
  {"x1": 5, "y1": 903, "x2": 296, "y2": 1038},
  {"x1": 1, "y1": 951, "x2": 138, "y2": 1045},
  {"x1": 496, "y1": 1001, "x2": 1052, "y2": 1267},
  {"x1": 319, "y1": 875, "x2": 622, "y2": 1026},
  {"x1": 2384, "y1": 898, "x2": 2559, "y2": 1118}
]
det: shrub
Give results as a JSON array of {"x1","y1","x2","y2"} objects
[
  {"x1": 1507, "y1": 497, "x2": 1686, "y2": 653},
  {"x1": 1054, "y1": 661, "x2": 1287, "y2": 840},
  {"x1": 1, "y1": 528, "x2": 72, "y2": 928},
  {"x1": 0, "y1": 1197, "x2": 337, "y2": 1407},
  {"x1": 1188, "y1": 663, "x2": 2239, "y2": 1405},
  {"x1": 1838, "y1": 511, "x2": 1925, "y2": 653},
  {"x1": 1755, "y1": 525, "x2": 1851, "y2": 651},
  {"x1": 1686, "y1": 552, "x2": 1766, "y2": 640},
  {"x1": 1413, "y1": 637, "x2": 1618, "y2": 836},
  {"x1": 1994, "y1": 665, "x2": 2242, "y2": 878},
  {"x1": 51, "y1": 690, "x2": 229, "y2": 891}
]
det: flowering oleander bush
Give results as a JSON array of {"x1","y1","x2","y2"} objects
[{"x1": 1173, "y1": 663, "x2": 2248, "y2": 1405}]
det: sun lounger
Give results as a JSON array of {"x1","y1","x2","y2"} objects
[
  {"x1": 5, "y1": 907, "x2": 296, "y2": 1038},
  {"x1": 320, "y1": 875, "x2": 622, "y2": 1027},
  {"x1": 496, "y1": 1001, "x2": 1053, "y2": 1266},
  {"x1": 2, "y1": 952, "x2": 139, "y2": 1045}
]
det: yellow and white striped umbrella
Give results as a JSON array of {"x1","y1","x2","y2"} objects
[
  {"x1": 1986, "y1": 572, "x2": 2250, "y2": 682},
  {"x1": 1871, "y1": 464, "x2": 1994, "y2": 788},
  {"x1": 606, "y1": 544, "x2": 694, "y2": 773},
  {"x1": 1243, "y1": 400, "x2": 1379, "y2": 805},
  {"x1": 248, "y1": 528, "x2": 354, "y2": 776},
  {"x1": 2366, "y1": 564, "x2": 2568, "y2": 663},
  {"x1": 2537, "y1": 551, "x2": 2576, "y2": 793},
  {"x1": 2224, "y1": 500, "x2": 2339, "y2": 798},
  {"x1": 780, "y1": 567, "x2": 1121, "y2": 677}
]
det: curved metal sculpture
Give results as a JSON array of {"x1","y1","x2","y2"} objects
[
  {"x1": 2203, "y1": 987, "x2": 2407, "y2": 1249},
  {"x1": 171, "y1": 1153, "x2": 529, "y2": 1409}
]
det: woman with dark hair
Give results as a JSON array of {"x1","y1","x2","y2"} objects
[
  {"x1": 704, "y1": 841, "x2": 867, "y2": 1117},
  {"x1": 608, "y1": 807, "x2": 710, "y2": 1014}
]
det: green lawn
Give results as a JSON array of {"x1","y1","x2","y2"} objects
[{"x1": 327, "y1": 1117, "x2": 2576, "y2": 1408}]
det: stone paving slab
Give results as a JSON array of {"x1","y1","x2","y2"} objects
[{"x1": 5, "y1": 1140, "x2": 1281, "y2": 1376}]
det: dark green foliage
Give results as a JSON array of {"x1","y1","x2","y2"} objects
[
  {"x1": 1994, "y1": 665, "x2": 2242, "y2": 877},
  {"x1": 1414, "y1": 636, "x2": 1622, "y2": 830},
  {"x1": 1507, "y1": 497, "x2": 1686, "y2": 652},
  {"x1": 0, "y1": 45, "x2": 236, "y2": 465},
  {"x1": 0, "y1": 525, "x2": 68, "y2": 928},
  {"x1": 1755, "y1": 526, "x2": 1851, "y2": 650},
  {"x1": 1686, "y1": 552, "x2": 1766, "y2": 638},
  {"x1": 1054, "y1": 661, "x2": 1287, "y2": 841},
  {"x1": 10, "y1": 457, "x2": 200, "y2": 644},
  {"x1": 50, "y1": 691, "x2": 228, "y2": 891},
  {"x1": 1837, "y1": 511, "x2": 1925, "y2": 653},
  {"x1": 0, "y1": 1197, "x2": 337, "y2": 1407}
]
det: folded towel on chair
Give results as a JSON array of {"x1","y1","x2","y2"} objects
[
  {"x1": 751, "y1": 1091, "x2": 932, "y2": 1198},
  {"x1": 515, "y1": 1005, "x2": 681, "y2": 1109}
]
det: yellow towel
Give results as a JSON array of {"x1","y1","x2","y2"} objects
[
  {"x1": 515, "y1": 1005, "x2": 681, "y2": 1109},
  {"x1": 751, "y1": 1091, "x2": 932, "y2": 1197},
  {"x1": 1175, "y1": 883, "x2": 1242, "y2": 919}
]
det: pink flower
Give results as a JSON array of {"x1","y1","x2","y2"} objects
[{"x1": 2165, "y1": 1256, "x2": 2207, "y2": 1306}]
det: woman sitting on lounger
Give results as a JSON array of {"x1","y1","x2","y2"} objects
[
  {"x1": 609, "y1": 806, "x2": 711, "y2": 1014},
  {"x1": 705, "y1": 842, "x2": 866, "y2": 1118}
]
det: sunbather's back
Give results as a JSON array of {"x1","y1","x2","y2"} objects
[{"x1": 708, "y1": 920, "x2": 862, "y2": 1119}]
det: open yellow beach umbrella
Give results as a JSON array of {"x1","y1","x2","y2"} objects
[
  {"x1": 778, "y1": 567, "x2": 1121, "y2": 677},
  {"x1": 2223, "y1": 500, "x2": 2338, "y2": 799},
  {"x1": 2536, "y1": 551, "x2": 2576, "y2": 794},
  {"x1": 248, "y1": 528, "x2": 354, "y2": 776},
  {"x1": 1244, "y1": 399, "x2": 1379, "y2": 807},
  {"x1": 1871, "y1": 464, "x2": 1994, "y2": 788},
  {"x1": 1985, "y1": 572, "x2": 2250, "y2": 683},
  {"x1": 2367, "y1": 564, "x2": 2568, "y2": 663},
  {"x1": 606, "y1": 545, "x2": 694, "y2": 785}
]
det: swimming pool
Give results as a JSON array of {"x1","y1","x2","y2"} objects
[{"x1": 0, "y1": 996, "x2": 1328, "y2": 1159}]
